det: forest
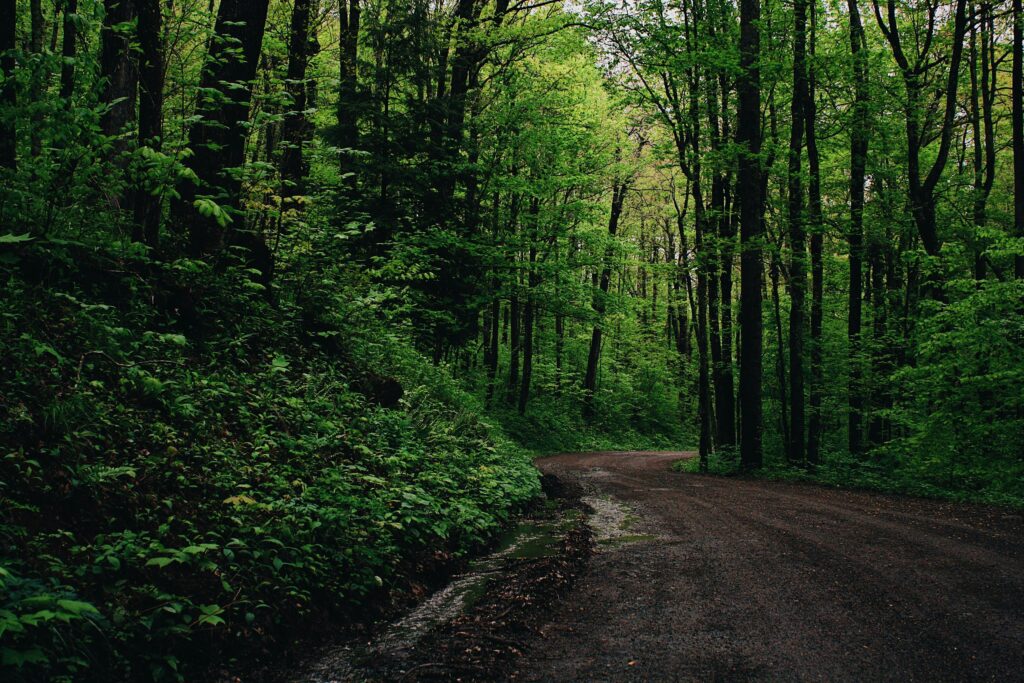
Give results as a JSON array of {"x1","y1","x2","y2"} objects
[{"x1": 0, "y1": 0, "x2": 1022, "y2": 680}]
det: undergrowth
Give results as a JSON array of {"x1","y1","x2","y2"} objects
[
  {"x1": 0, "y1": 239, "x2": 540, "y2": 681},
  {"x1": 673, "y1": 451, "x2": 1024, "y2": 508}
]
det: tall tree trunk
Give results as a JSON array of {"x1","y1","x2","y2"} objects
[
  {"x1": 0, "y1": 0, "x2": 14, "y2": 171},
  {"x1": 788, "y1": 0, "x2": 810, "y2": 465},
  {"x1": 132, "y1": 0, "x2": 164, "y2": 246},
  {"x1": 60, "y1": 0, "x2": 78, "y2": 104},
  {"x1": 485, "y1": 193, "x2": 501, "y2": 403},
  {"x1": 173, "y1": 0, "x2": 271, "y2": 264},
  {"x1": 100, "y1": 0, "x2": 139, "y2": 143},
  {"x1": 738, "y1": 0, "x2": 763, "y2": 469},
  {"x1": 519, "y1": 234, "x2": 538, "y2": 415},
  {"x1": 873, "y1": 0, "x2": 968, "y2": 285},
  {"x1": 507, "y1": 287, "x2": 521, "y2": 403},
  {"x1": 868, "y1": 241, "x2": 886, "y2": 446},
  {"x1": 338, "y1": 0, "x2": 360, "y2": 173},
  {"x1": 847, "y1": 0, "x2": 868, "y2": 455},
  {"x1": 584, "y1": 181, "x2": 627, "y2": 416},
  {"x1": 29, "y1": 0, "x2": 44, "y2": 156},
  {"x1": 806, "y1": 4, "x2": 824, "y2": 467},
  {"x1": 280, "y1": 0, "x2": 314, "y2": 199},
  {"x1": 771, "y1": 247, "x2": 791, "y2": 455},
  {"x1": 1015, "y1": 0, "x2": 1024, "y2": 278},
  {"x1": 967, "y1": 2, "x2": 995, "y2": 282}
]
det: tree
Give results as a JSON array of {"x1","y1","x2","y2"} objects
[
  {"x1": 1015, "y1": 0, "x2": 1024, "y2": 278},
  {"x1": 280, "y1": 0, "x2": 315, "y2": 199},
  {"x1": 847, "y1": 0, "x2": 870, "y2": 455},
  {"x1": 871, "y1": 0, "x2": 969, "y2": 268},
  {"x1": 738, "y1": 0, "x2": 763, "y2": 469},
  {"x1": 0, "y1": 0, "x2": 14, "y2": 171},
  {"x1": 173, "y1": 0, "x2": 271, "y2": 264},
  {"x1": 132, "y1": 0, "x2": 164, "y2": 246}
]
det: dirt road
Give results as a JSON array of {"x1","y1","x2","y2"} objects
[{"x1": 513, "y1": 451, "x2": 1024, "y2": 682}]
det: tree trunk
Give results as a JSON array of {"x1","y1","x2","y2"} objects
[
  {"x1": 132, "y1": 0, "x2": 164, "y2": 246},
  {"x1": 29, "y1": 0, "x2": 44, "y2": 156},
  {"x1": 507, "y1": 287, "x2": 521, "y2": 403},
  {"x1": 338, "y1": 0, "x2": 360, "y2": 171},
  {"x1": 1015, "y1": 0, "x2": 1024, "y2": 278},
  {"x1": 174, "y1": 0, "x2": 271, "y2": 263},
  {"x1": 60, "y1": 0, "x2": 78, "y2": 104},
  {"x1": 738, "y1": 0, "x2": 763, "y2": 469},
  {"x1": 584, "y1": 181, "x2": 627, "y2": 417},
  {"x1": 0, "y1": 0, "x2": 14, "y2": 171},
  {"x1": 280, "y1": 0, "x2": 314, "y2": 198},
  {"x1": 771, "y1": 247, "x2": 791, "y2": 455},
  {"x1": 518, "y1": 239, "x2": 538, "y2": 415},
  {"x1": 788, "y1": 0, "x2": 809, "y2": 466},
  {"x1": 847, "y1": 0, "x2": 868, "y2": 455},
  {"x1": 100, "y1": 0, "x2": 139, "y2": 143},
  {"x1": 805, "y1": 4, "x2": 824, "y2": 468}
]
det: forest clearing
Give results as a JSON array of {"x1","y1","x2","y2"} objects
[{"x1": 1, "y1": 0, "x2": 1023, "y2": 680}]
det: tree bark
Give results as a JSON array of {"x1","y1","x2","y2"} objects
[
  {"x1": 788, "y1": 0, "x2": 810, "y2": 466},
  {"x1": 518, "y1": 224, "x2": 538, "y2": 415},
  {"x1": 806, "y1": 3, "x2": 824, "y2": 467},
  {"x1": 132, "y1": 0, "x2": 164, "y2": 246},
  {"x1": 847, "y1": 0, "x2": 869, "y2": 455},
  {"x1": 174, "y1": 0, "x2": 271, "y2": 263},
  {"x1": 584, "y1": 181, "x2": 627, "y2": 417},
  {"x1": 1015, "y1": 0, "x2": 1024, "y2": 277},
  {"x1": 280, "y1": 0, "x2": 314, "y2": 199},
  {"x1": 738, "y1": 0, "x2": 763, "y2": 469},
  {"x1": 59, "y1": 0, "x2": 78, "y2": 104},
  {"x1": 0, "y1": 0, "x2": 15, "y2": 171},
  {"x1": 338, "y1": 0, "x2": 360, "y2": 168},
  {"x1": 100, "y1": 0, "x2": 139, "y2": 143}
]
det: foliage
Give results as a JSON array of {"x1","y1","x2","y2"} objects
[{"x1": 0, "y1": 239, "x2": 538, "y2": 681}]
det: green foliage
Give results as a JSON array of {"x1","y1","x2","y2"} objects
[{"x1": 0, "y1": 240, "x2": 539, "y2": 681}]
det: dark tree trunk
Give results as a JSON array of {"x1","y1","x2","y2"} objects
[
  {"x1": 771, "y1": 247, "x2": 791, "y2": 455},
  {"x1": 1015, "y1": 0, "x2": 1024, "y2": 277},
  {"x1": 0, "y1": 0, "x2": 14, "y2": 171},
  {"x1": 100, "y1": 0, "x2": 139, "y2": 143},
  {"x1": 485, "y1": 194, "x2": 501, "y2": 403},
  {"x1": 788, "y1": 0, "x2": 809, "y2": 466},
  {"x1": 805, "y1": 5, "x2": 824, "y2": 467},
  {"x1": 280, "y1": 0, "x2": 314, "y2": 199},
  {"x1": 872, "y1": 0, "x2": 968, "y2": 286},
  {"x1": 868, "y1": 241, "x2": 886, "y2": 446},
  {"x1": 132, "y1": 0, "x2": 164, "y2": 246},
  {"x1": 31, "y1": 1, "x2": 44, "y2": 53},
  {"x1": 29, "y1": 0, "x2": 44, "y2": 156},
  {"x1": 173, "y1": 0, "x2": 271, "y2": 265},
  {"x1": 738, "y1": 0, "x2": 763, "y2": 469},
  {"x1": 507, "y1": 289, "x2": 521, "y2": 402},
  {"x1": 338, "y1": 0, "x2": 360, "y2": 169},
  {"x1": 969, "y1": 2, "x2": 994, "y2": 282},
  {"x1": 518, "y1": 236, "x2": 538, "y2": 416},
  {"x1": 847, "y1": 0, "x2": 868, "y2": 455},
  {"x1": 584, "y1": 181, "x2": 627, "y2": 416},
  {"x1": 60, "y1": 0, "x2": 78, "y2": 104}
]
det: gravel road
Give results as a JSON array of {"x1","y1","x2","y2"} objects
[{"x1": 511, "y1": 451, "x2": 1024, "y2": 682}]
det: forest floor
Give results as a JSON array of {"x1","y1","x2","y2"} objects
[{"x1": 291, "y1": 452, "x2": 1024, "y2": 682}]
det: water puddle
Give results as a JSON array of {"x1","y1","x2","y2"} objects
[
  {"x1": 300, "y1": 510, "x2": 579, "y2": 682},
  {"x1": 583, "y1": 494, "x2": 656, "y2": 548},
  {"x1": 299, "y1": 485, "x2": 652, "y2": 681}
]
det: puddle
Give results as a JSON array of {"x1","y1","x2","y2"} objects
[
  {"x1": 582, "y1": 494, "x2": 655, "y2": 549},
  {"x1": 299, "y1": 486, "x2": 652, "y2": 681},
  {"x1": 300, "y1": 510, "x2": 578, "y2": 682}
]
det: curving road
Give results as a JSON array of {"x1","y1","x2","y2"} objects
[{"x1": 512, "y1": 451, "x2": 1024, "y2": 682}]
